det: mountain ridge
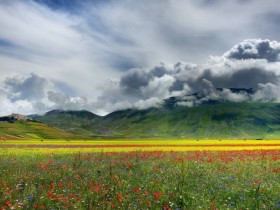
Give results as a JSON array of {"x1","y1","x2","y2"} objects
[
  {"x1": 2, "y1": 88, "x2": 280, "y2": 139},
  {"x1": 30, "y1": 101, "x2": 280, "y2": 139}
]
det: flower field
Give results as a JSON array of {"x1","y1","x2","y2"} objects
[{"x1": 0, "y1": 140, "x2": 280, "y2": 209}]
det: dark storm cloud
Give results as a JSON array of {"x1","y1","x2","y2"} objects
[
  {"x1": 94, "y1": 39, "x2": 280, "y2": 112},
  {"x1": 4, "y1": 73, "x2": 48, "y2": 101},
  {"x1": 119, "y1": 64, "x2": 173, "y2": 92},
  {"x1": 120, "y1": 69, "x2": 151, "y2": 91},
  {"x1": 119, "y1": 62, "x2": 279, "y2": 97},
  {"x1": 194, "y1": 67, "x2": 278, "y2": 89},
  {"x1": 225, "y1": 39, "x2": 280, "y2": 62},
  {"x1": 151, "y1": 64, "x2": 170, "y2": 78}
]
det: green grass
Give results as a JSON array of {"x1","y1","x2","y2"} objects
[{"x1": 0, "y1": 121, "x2": 77, "y2": 139}]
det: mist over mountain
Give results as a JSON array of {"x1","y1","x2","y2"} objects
[
  {"x1": 29, "y1": 89, "x2": 280, "y2": 139},
  {"x1": 1, "y1": 87, "x2": 280, "y2": 139}
]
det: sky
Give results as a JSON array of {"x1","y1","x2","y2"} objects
[{"x1": 1, "y1": 0, "x2": 280, "y2": 115}]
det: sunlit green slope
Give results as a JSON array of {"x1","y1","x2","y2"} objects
[
  {"x1": 31, "y1": 102, "x2": 280, "y2": 139},
  {"x1": 0, "y1": 119, "x2": 76, "y2": 139}
]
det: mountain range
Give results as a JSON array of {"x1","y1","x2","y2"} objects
[{"x1": 1, "y1": 88, "x2": 280, "y2": 139}]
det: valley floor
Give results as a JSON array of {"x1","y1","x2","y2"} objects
[
  {"x1": 1, "y1": 139, "x2": 280, "y2": 154},
  {"x1": 0, "y1": 140, "x2": 280, "y2": 209}
]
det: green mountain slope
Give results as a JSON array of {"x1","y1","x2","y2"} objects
[
  {"x1": 31, "y1": 102, "x2": 280, "y2": 139},
  {"x1": 31, "y1": 110, "x2": 101, "y2": 137},
  {"x1": 99, "y1": 102, "x2": 280, "y2": 138},
  {"x1": 0, "y1": 118, "x2": 76, "y2": 139}
]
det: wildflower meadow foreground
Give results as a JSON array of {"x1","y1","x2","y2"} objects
[{"x1": 0, "y1": 140, "x2": 280, "y2": 209}]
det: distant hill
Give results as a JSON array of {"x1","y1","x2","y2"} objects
[
  {"x1": 5, "y1": 88, "x2": 276, "y2": 139},
  {"x1": 29, "y1": 92, "x2": 280, "y2": 139},
  {"x1": 100, "y1": 102, "x2": 280, "y2": 138},
  {"x1": 0, "y1": 114, "x2": 77, "y2": 139},
  {"x1": 30, "y1": 110, "x2": 102, "y2": 137}
]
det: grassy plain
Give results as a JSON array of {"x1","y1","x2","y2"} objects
[{"x1": 0, "y1": 140, "x2": 280, "y2": 209}]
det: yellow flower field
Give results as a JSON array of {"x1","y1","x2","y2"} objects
[{"x1": 1, "y1": 139, "x2": 280, "y2": 155}]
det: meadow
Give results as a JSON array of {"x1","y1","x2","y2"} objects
[{"x1": 0, "y1": 140, "x2": 280, "y2": 209}]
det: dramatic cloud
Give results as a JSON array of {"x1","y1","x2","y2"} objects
[
  {"x1": 1, "y1": 39, "x2": 280, "y2": 115},
  {"x1": 224, "y1": 39, "x2": 280, "y2": 62},
  {"x1": 93, "y1": 39, "x2": 280, "y2": 112},
  {"x1": 2, "y1": 0, "x2": 280, "y2": 115},
  {"x1": 0, "y1": 73, "x2": 93, "y2": 115}
]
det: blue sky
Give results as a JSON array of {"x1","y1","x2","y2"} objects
[{"x1": 1, "y1": 0, "x2": 280, "y2": 115}]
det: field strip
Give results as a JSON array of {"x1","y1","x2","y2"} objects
[
  {"x1": 1, "y1": 140, "x2": 280, "y2": 155},
  {"x1": 1, "y1": 139, "x2": 280, "y2": 144},
  {"x1": 1, "y1": 143, "x2": 280, "y2": 148},
  {"x1": 1, "y1": 147, "x2": 280, "y2": 156}
]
